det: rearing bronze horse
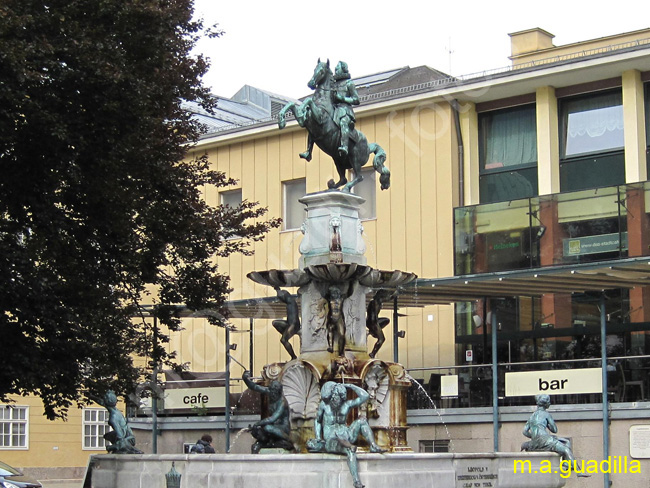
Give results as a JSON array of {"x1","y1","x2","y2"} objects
[{"x1": 278, "y1": 59, "x2": 390, "y2": 192}]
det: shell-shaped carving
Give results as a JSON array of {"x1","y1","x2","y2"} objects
[
  {"x1": 305, "y1": 263, "x2": 372, "y2": 283},
  {"x1": 364, "y1": 362, "x2": 390, "y2": 407},
  {"x1": 358, "y1": 269, "x2": 417, "y2": 288},
  {"x1": 388, "y1": 363, "x2": 406, "y2": 381},
  {"x1": 247, "y1": 269, "x2": 310, "y2": 288},
  {"x1": 281, "y1": 361, "x2": 321, "y2": 420},
  {"x1": 264, "y1": 363, "x2": 284, "y2": 381}
]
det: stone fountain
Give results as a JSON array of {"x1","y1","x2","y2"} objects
[
  {"x1": 85, "y1": 189, "x2": 567, "y2": 488},
  {"x1": 85, "y1": 60, "x2": 567, "y2": 488}
]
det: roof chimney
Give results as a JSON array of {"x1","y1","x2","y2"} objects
[{"x1": 509, "y1": 28, "x2": 555, "y2": 58}]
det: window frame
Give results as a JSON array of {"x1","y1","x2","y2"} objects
[
  {"x1": 282, "y1": 178, "x2": 306, "y2": 231},
  {"x1": 419, "y1": 439, "x2": 450, "y2": 453},
  {"x1": 0, "y1": 405, "x2": 29, "y2": 450},
  {"x1": 643, "y1": 82, "x2": 650, "y2": 179},
  {"x1": 559, "y1": 89, "x2": 625, "y2": 192},
  {"x1": 220, "y1": 188, "x2": 242, "y2": 208},
  {"x1": 220, "y1": 189, "x2": 244, "y2": 240},
  {"x1": 478, "y1": 103, "x2": 538, "y2": 204},
  {"x1": 82, "y1": 407, "x2": 109, "y2": 451},
  {"x1": 351, "y1": 167, "x2": 377, "y2": 221},
  {"x1": 559, "y1": 89, "x2": 625, "y2": 160}
]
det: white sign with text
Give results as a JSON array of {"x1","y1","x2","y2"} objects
[
  {"x1": 505, "y1": 368, "x2": 602, "y2": 397},
  {"x1": 164, "y1": 387, "x2": 226, "y2": 409}
]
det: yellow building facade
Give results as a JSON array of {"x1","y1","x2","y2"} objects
[{"x1": 5, "y1": 27, "x2": 650, "y2": 487}]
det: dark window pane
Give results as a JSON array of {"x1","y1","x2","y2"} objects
[
  {"x1": 560, "y1": 152, "x2": 625, "y2": 192},
  {"x1": 479, "y1": 105, "x2": 537, "y2": 169},
  {"x1": 479, "y1": 166, "x2": 538, "y2": 204}
]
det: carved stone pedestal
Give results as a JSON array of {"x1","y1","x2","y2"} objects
[{"x1": 247, "y1": 190, "x2": 417, "y2": 452}]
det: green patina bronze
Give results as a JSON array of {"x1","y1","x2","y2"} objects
[
  {"x1": 307, "y1": 382, "x2": 386, "y2": 488},
  {"x1": 242, "y1": 370, "x2": 294, "y2": 453},
  {"x1": 278, "y1": 60, "x2": 390, "y2": 193},
  {"x1": 521, "y1": 394, "x2": 576, "y2": 462},
  {"x1": 99, "y1": 390, "x2": 143, "y2": 454}
]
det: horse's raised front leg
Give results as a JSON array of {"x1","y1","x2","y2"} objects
[
  {"x1": 278, "y1": 102, "x2": 296, "y2": 130},
  {"x1": 279, "y1": 99, "x2": 310, "y2": 129}
]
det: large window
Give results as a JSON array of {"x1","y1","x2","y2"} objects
[
  {"x1": 283, "y1": 179, "x2": 306, "y2": 231},
  {"x1": 0, "y1": 406, "x2": 28, "y2": 449},
  {"x1": 479, "y1": 104, "x2": 538, "y2": 204},
  {"x1": 352, "y1": 167, "x2": 376, "y2": 220},
  {"x1": 83, "y1": 408, "x2": 108, "y2": 450},
  {"x1": 560, "y1": 90, "x2": 625, "y2": 192}
]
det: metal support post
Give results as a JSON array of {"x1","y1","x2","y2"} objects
[
  {"x1": 491, "y1": 308, "x2": 499, "y2": 452},
  {"x1": 600, "y1": 294, "x2": 610, "y2": 488},
  {"x1": 225, "y1": 326, "x2": 231, "y2": 453},
  {"x1": 393, "y1": 296, "x2": 399, "y2": 363},
  {"x1": 249, "y1": 318, "x2": 254, "y2": 373}
]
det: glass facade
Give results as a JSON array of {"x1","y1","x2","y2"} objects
[
  {"x1": 455, "y1": 184, "x2": 636, "y2": 275},
  {"x1": 446, "y1": 182, "x2": 650, "y2": 406}
]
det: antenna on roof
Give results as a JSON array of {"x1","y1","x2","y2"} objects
[{"x1": 446, "y1": 37, "x2": 454, "y2": 75}]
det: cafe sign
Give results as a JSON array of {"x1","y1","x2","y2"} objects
[
  {"x1": 563, "y1": 232, "x2": 627, "y2": 257},
  {"x1": 164, "y1": 387, "x2": 226, "y2": 409}
]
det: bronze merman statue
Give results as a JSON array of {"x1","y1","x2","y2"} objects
[
  {"x1": 307, "y1": 382, "x2": 386, "y2": 488},
  {"x1": 242, "y1": 370, "x2": 294, "y2": 453}
]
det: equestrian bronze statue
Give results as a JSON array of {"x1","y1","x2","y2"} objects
[{"x1": 278, "y1": 59, "x2": 390, "y2": 192}]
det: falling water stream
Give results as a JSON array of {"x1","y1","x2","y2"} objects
[
  {"x1": 227, "y1": 427, "x2": 251, "y2": 453},
  {"x1": 406, "y1": 374, "x2": 456, "y2": 452}
]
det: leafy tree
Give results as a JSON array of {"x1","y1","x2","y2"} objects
[{"x1": 0, "y1": 0, "x2": 280, "y2": 419}]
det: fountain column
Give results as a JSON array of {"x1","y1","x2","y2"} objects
[{"x1": 248, "y1": 190, "x2": 416, "y2": 452}]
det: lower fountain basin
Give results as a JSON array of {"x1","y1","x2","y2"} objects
[{"x1": 86, "y1": 452, "x2": 566, "y2": 488}]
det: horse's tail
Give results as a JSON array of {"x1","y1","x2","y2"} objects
[{"x1": 368, "y1": 143, "x2": 390, "y2": 190}]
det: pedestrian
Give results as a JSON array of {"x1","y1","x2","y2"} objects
[{"x1": 190, "y1": 434, "x2": 215, "y2": 453}]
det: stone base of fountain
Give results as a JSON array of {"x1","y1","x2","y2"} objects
[
  {"x1": 86, "y1": 452, "x2": 566, "y2": 488},
  {"x1": 260, "y1": 357, "x2": 412, "y2": 453}
]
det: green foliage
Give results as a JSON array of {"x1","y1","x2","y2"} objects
[{"x1": 0, "y1": 0, "x2": 280, "y2": 419}]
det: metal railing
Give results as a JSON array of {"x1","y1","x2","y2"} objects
[
  {"x1": 202, "y1": 36, "x2": 650, "y2": 136},
  {"x1": 406, "y1": 354, "x2": 650, "y2": 410}
]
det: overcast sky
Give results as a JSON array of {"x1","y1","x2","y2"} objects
[{"x1": 192, "y1": 0, "x2": 649, "y2": 100}]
